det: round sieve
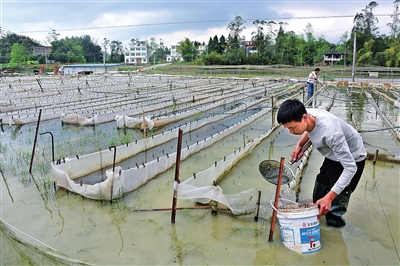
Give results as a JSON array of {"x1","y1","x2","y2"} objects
[{"x1": 258, "y1": 160, "x2": 294, "y2": 185}]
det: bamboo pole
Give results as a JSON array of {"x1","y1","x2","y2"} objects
[{"x1": 268, "y1": 157, "x2": 285, "y2": 242}]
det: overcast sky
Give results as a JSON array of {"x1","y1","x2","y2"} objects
[{"x1": 0, "y1": 0, "x2": 397, "y2": 48}]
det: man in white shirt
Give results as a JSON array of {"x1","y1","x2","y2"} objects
[
  {"x1": 277, "y1": 99, "x2": 367, "y2": 227},
  {"x1": 307, "y1": 68, "x2": 320, "y2": 101}
]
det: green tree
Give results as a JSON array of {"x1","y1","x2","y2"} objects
[
  {"x1": 227, "y1": 16, "x2": 246, "y2": 50},
  {"x1": 0, "y1": 31, "x2": 39, "y2": 64},
  {"x1": 67, "y1": 51, "x2": 75, "y2": 63},
  {"x1": 223, "y1": 35, "x2": 245, "y2": 65},
  {"x1": 148, "y1": 37, "x2": 159, "y2": 63},
  {"x1": 201, "y1": 51, "x2": 223, "y2": 65},
  {"x1": 335, "y1": 31, "x2": 350, "y2": 65},
  {"x1": 388, "y1": 0, "x2": 400, "y2": 40},
  {"x1": 273, "y1": 22, "x2": 288, "y2": 63},
  {"x1": 357, "y1": 39, "x2": 375, "y2": 65},
  {"x1": 382, "y1": 40, "x2": 400, "y2": 66},
  {"x1": 153, "y1": 46, "x2": 170, "y2": 63},
  {"x1": 224, "y1": 16, "x2": 246, "y2": 64},
  {"x1": 10, "y1": 43, "x2": 28, "y2": 67},
  {"x1": 261, "y1": 21, "x2": 277, "y2": 64},
  {"x1": 45, "y1": 29, "x2": 60, "y2": 46},
  {"x1": 218, "y1": 35, "x2": 227, "y2": 54},
  {"x1": 300, "y1": 23, "x2": 317, "y2": 65},
  {"x1": 207, "y1": 35, "x2": 219, "y2": 53},
  {"x1": 315, "y1": 36, "x2": 332, "y2": 63},
  {"x1": 75, "y1": 54, "x2": 86, "y2": 63},
  {"x1": 280, "y1": 31, "x2": 303, "y2": 65},
  {"x1": 251, "y1": 19, "x2": 266, "y2": 63},
  {"x1": 109, "y1": 40, "x2": 124, "y2": 63},
  {"x1": 353, "y1": 1, "x2": 379, "y2": 51},
  {"x1": 177, "y1": 37, "x2": 196, "y2": 62},
  {"x1": 50, "y1": 35, "x2": 101, "y2": 63},
  {"x1": 79, "y1": 35, "x2": 102, "y2": 62},
  {"x1": 102, "y1": 38, "x2": 110, "y2": 63}
]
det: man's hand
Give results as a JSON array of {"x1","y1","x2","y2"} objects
[
  {"x1": 315, "y1": 190, "x2": 337, "y2": 219},
  {"x1": 290, "y1": 146, "x2": 302, "y2": 163}
]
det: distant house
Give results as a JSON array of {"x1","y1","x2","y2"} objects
[
  {"x1": 197, "y1": 44, "x2": 207, "y2": 55},
  {"x1": 166, "y1": 45, "x2": 183, "y2": 62},
  {"x1": 244, "y1": 41, "x2": 257, "y2": 54},
  {"x1": 323, "y1": 50, "x2": 348, "y2": 66},
  {"x1": 124, "y1": 43, "x2": 150, "y2": 65},
  {"x1": 166, "y1": 44, "x2": 207, "y2": 62},
  {"x1": 59, "y1": 63, "x2": 120, "y2": 74}
]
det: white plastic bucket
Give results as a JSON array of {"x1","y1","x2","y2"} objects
[{"x1": 270, "y1": 199, "x2": 321, "y2": 254}]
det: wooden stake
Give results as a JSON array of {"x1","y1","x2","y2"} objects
[
  {"x1": 268, "y1": 157, "x2": 285, "y2": 242},
  {"x1": 254, "y1": 190, "x2": 262, "y2": 222},
  {"x1": 171, "y1": 129, "x2": 183, "y2": 223},
  {"x1": 29, "y1": 109, "x2": 42, "y2": 174},
  {"x1": 373, "y1": 149, "x2": 379, "y2": 164},
  {"x1": 142, "y1": 111, "x2": 147, "y2": 138}
]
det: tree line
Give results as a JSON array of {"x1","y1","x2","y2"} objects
[
  {"x1": 181, "y1": 1, "x2": 400, "y2": 67},
  {"x1": 1, "y1": 1, "x2": 400, "y2": 68}
]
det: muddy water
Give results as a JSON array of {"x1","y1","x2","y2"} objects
[{"x1": 1, "y1": 86, "x2": 399, "y2": 265}]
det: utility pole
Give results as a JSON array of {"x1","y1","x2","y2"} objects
[
  {"x1": 45, "y1": 49, "x2": 48, "y2": 69},
  {"x1": 102, "y1": 38, "x2": 109, "y2": 73}
]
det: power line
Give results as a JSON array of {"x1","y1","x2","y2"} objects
[{"x1": 16, "y1": 14, "x2": 392, "y2": 34}]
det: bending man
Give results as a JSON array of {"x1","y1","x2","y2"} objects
[{"x1": 277, "y1": 99, "x2": 366, "y2": 227}]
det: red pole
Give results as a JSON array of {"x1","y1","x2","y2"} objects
[
  {"x1": 269, "y1": 157, "x2": 285, "y2": 242},
  {"x1": 171, "y1": 129, "x2": 183, "y2": 223}
]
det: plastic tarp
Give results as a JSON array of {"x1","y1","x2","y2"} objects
[
  {"x1": 61, "y1": 113, "x2": 98, "y2": 125},
  {"x1": 0, "y1": 219, "x2": 90, "y2": 265},
  {"x1": 115, "y1": 114, "x2": 154, "y2": 130}
]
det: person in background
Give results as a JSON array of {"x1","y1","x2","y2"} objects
[
  {"x1": 307, "y1": 68, "x2": 321, "y2": 101},
  {"x1": 277, "y1": 99, "x2": 366, "y2": 228}
]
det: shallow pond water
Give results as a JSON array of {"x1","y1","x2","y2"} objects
[{"x1": 1, "y1": 78, "x2": 399, "y2": 265}]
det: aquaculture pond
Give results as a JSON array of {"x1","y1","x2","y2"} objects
[{"x1": 1, "y1": 74, "x2": 399, "y2": 265}]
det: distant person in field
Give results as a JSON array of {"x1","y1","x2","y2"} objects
[
  {"x1": 307, "y1": 68, "x2": 321, "y2": 102},
  {"x1": 277, "y1": 99, "x2": 366, "y2": 228}
]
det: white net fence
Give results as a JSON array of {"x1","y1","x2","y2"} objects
[{"x1": 51, "y1": 93, "x2": 312, "y2": 219}]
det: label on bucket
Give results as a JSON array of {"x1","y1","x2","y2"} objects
[
  {"x1": 300, "y1": 225, "x2": 321, "y2": 254},
  {"x1": 280, "y1": 227, "x2": 295, "y2": 251}
]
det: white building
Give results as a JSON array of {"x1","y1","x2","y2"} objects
[
  {"x1": 124, "y1": 43, "x2": 150, "y2": 65},
  {"x1": 323, "y1": 50, "x2": 348, "y2": 66},
  {"x1": 197, "y1": 44, "x2": 207, "y2": 55},
  {"x1": 166, "y1": 44, "x2": 207, "y2": 62},
  {"x1": 166, "y1": 45, "x2": 183, "y2": 62},
  {"x1": 59, "y1": 63, "x2": 120, "y2": 74}
]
